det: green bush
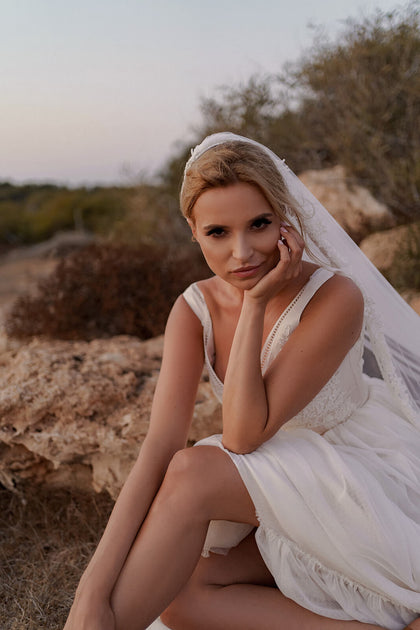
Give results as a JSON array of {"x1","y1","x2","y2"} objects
[
  {"x1": 110, "y1": 185, "x2": 189, "y2": 247},
  {"x1": 5, "y1": 242, "x2": 211, "y2": 340},
  {"x1": 0, "y1": 181, "x2": 189, "y2": 249},
  {"x1": 0, "y1": 185, "x2": 134, "y2": 245}
]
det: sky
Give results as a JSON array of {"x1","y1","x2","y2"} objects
[{"x1": 1, "y1": 0, "x2": 403, "y2": 186}]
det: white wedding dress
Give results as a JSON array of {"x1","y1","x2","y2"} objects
[{"x1": 148, "y1": 267, "x2": 420, "y2": 630}]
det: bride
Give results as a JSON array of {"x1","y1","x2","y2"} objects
[{"x1": 64, "y1": 133, "x2": 420, "y2": 630}]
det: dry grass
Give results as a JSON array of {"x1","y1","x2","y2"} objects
[{"x1": 0, "y1": 484, "x2": 114, "y2": 629}]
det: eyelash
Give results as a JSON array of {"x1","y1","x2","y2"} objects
[
  {"x1": 253, "y1": 217, "x2": 272, "y2": 229},
  {"x1": 206, "y1": 217, "x2": 272, "y2": 238}
]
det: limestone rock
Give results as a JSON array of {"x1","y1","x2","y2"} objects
[
  {"x1": 409, "y1": 294, "x2": 420, "y2": 316},
  {"x1": 0, "y1": 335, "x2": 221, "y2": 498},
  {"x1": 359, "y1": 224, "x2": 412, "y2": 273},
  {"x1": 299, "y1": 166, "x2": 394, "y2": 242},
  {"x1": 400, "y1": 291, "x2": 420, "y2": 316}
]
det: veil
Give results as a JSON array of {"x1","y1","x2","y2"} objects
[{"x1": 184, "y1": 132, "x2": 420, "y2": 425}]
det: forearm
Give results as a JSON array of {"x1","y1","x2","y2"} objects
[
  {"x1": 222, "y1": 295, "x2": 269, "y2": 453},
  {"x1": 76, "y1": 435, "x2": 177, "y2": 600}
]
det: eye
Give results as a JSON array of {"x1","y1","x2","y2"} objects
[
  {"x1": 206, "y1": 227, "x2": 226, "y2": 238},
  {"x1": 252, "y1": 217, "x2": 272, "y2": 230}
]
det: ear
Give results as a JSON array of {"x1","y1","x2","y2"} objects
[{"x1": 187, "y1": 218, "x2": 197, "y2": 241}]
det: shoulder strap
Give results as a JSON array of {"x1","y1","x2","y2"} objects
[
  {"x1": 290, "y1": 267, "x2": 335, "y2": 324},
  {"x1": 182, "y1": 283, "x2": 208, "y2": 326},
  {"x1": 260, "y1": 268, "x2": 334, "y2": 372}
]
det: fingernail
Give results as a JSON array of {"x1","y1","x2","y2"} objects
[{"x1": 280, "y1": 226, "x2": 288, "y2": 233}]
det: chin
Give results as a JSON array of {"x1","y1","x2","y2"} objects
[{"x1": 228, "y1": 274, "x2": 264, "y2": 290}]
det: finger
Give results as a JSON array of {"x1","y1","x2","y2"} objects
[
  {"x1": 277, "y1": 237, "x2": 291, "y2": 263},
  {"x1": 280, "y1": 225, "x2": 304, "y2": 247},
  {"x1": 283, "y1": 228, "x2": 304, "y2": 254},
  {"x1": 279, "y1": 227, "x2": 303, "y2": 269},
  {"x1": 275, "y1": 239, "x2": 298, "y2": 283},
  {"x1": 280, "y1": 223, "x2": 304, "y2": 241}
]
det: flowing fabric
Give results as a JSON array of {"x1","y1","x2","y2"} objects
[
  {"x1": 182, "y1": 269, "x2": 420, "y2": 629},
  {"x1": 183, "y1": 132, "x2": 420, "y2": 425},
  {"x1": 147, "y1": 133, "x2": 420, "y2": 630}
]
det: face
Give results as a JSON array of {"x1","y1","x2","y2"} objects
[{"x1": 189, "y1": 182, "x2": 282, "y2": 290}]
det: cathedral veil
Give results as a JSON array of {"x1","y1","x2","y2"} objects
[{"x1": 183, "y1": 132, "x2": 420, "y2": 425}]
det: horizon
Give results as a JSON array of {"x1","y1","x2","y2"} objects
[{"x1": 1, "y1": 0, "x2": 402, "y2": 187}]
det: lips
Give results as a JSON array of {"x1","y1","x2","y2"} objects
[{"x1": 231, "y1": 264, "x2": 262, "y2": 278}]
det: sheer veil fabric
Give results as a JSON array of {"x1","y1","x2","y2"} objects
[
  {"x1": 183, "y1": 132, "x2": 420, "y2": 426},
  {"x1": 145, "y1": 134, "x2": 420, "y2": 630}
]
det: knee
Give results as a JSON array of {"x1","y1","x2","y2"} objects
[
  {"x1": 154, "y1": 446, "x2": 222, "y2": 519},
  {"x1": 160, "y1": 586, "x2": 197, "y2": 630},
  {"x1": 160, "y1": 597, "x2": 183, "y2": 629}
]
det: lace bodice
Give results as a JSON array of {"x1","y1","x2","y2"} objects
[{"x1": 183, "y1": 268, "x2": 369, "y2": 434}]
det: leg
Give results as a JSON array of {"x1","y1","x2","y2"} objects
[
  {"x1": 110, "y1": 445, "x2": 258, "y2": 630},
  {"x1": 162, "y1": 534, "x2": 386, "y2": 630}
]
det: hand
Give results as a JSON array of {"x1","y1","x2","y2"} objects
[
  {"x1": 246, "y1": 224, "x2": 304, "y2": 304},
  {"x1": 63, "y1": 591, "x2": 116, "y2": 630}
]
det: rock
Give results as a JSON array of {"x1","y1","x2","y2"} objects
[
  {"x1": 409, "y1": 294, "x2": 420, "y2": 316},
  {"x1": 0, "y1": 335, "x2": 221, "y2": 498},
  {"x1": 299, "y1": 165, "x2": 395, "y2": 242},
  {"x1": 400, "y1": 291, "x2": 420, "y2": 316},
  {"x1": 359, "y1": 224, "x2": 412, "y2": 273}
]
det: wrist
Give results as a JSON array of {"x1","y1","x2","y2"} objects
[
  {"x1": 243, "y1": 290, "x2": 268, "y2": 311},
  {"x1": 76, "y1": 568, "x2": 111, "y2": 603}
]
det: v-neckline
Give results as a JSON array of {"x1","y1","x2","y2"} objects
[{"x1": 196, "y1": 267, "x2": 325, "y2": 387}]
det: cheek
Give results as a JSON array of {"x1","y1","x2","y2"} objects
[
  {"x1": 261, "y1": 231, "x2": 281, "y2": 265},
  {"x1": 197, "y1": 241, "x2": 225, "y2": 271},
  {"x1": 261, "y1": 230, "x2": 280, "y2": 253}
]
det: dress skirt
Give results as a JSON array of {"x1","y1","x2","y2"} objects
[{"x1": 196, "y1": 377, "x2": 420, "y2": 630}]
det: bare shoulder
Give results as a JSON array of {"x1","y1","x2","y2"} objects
[
  {"x1": 306, "y1": 273, "x2": 363, "y2": 314},
  {"x1": 159, "y1": 294, "x2": 204, "y2": 382},
  {"x1": 301, "y1": 273, "x2": 364, "y2": 342},
  {"x1": 167, "y1": 293, "x2": 203, "y2": 333},
  {"x1": 194, "y1": 275, "x2": 219, "y2": 299},
  {"x1": 194, "y1": 275, "x2": 235, "y2": 312},
  {"x1": 195, "y1": 275, "x2": 217, "y2": 291}
]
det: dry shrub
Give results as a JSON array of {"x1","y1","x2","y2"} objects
[
  {"x1": 385, "y1": 222, "x2": 420, "y2": 291},
  {"x1": 0, "y1": 484, "x2": 113, "y2": 629},
  {"x1": 164, "y1": 5, "x2": 420, "y2": 223},
  {"x1": 5, "y1": 242, "x2": 210, "y2": 340}
]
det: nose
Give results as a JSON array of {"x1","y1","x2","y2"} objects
[{"x1": 232, "y1": 233, "x2": 253, "y2": 262}]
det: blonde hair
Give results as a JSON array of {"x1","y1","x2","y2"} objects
[{"x1": 180, "y1": 141, "x2": 305, "y2": 237}]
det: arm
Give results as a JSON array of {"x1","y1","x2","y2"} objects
[
  {"x1": 66, "y1": 295, "x2": 204, "y2": 624},
  {"x1": 222, "y1": 237, "x2": 364, "y2": 454}
]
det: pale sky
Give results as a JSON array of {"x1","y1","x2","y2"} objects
[{"x1": 1, "y1": 0, "x2": 402, "y2": 186}]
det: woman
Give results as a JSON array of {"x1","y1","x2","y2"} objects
[{"x1": 64, "y1": 133, "x2": 420, "y2": 630}]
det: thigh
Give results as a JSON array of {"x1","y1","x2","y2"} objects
[{"x1": 162, "y1": 533, "x2": 277, "y2": 628}]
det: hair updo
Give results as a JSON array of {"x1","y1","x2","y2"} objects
[{"x1": 180, "y1": 140, "x2": 305, "y2": 237}]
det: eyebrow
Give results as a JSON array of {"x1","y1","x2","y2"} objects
[{"x1": 202, "y1": 212, "x2": 274, "y2": 231}]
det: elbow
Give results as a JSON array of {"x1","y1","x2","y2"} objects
[{"x1": 221, "y1": 433, "x2": 261, "y2": 455}]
